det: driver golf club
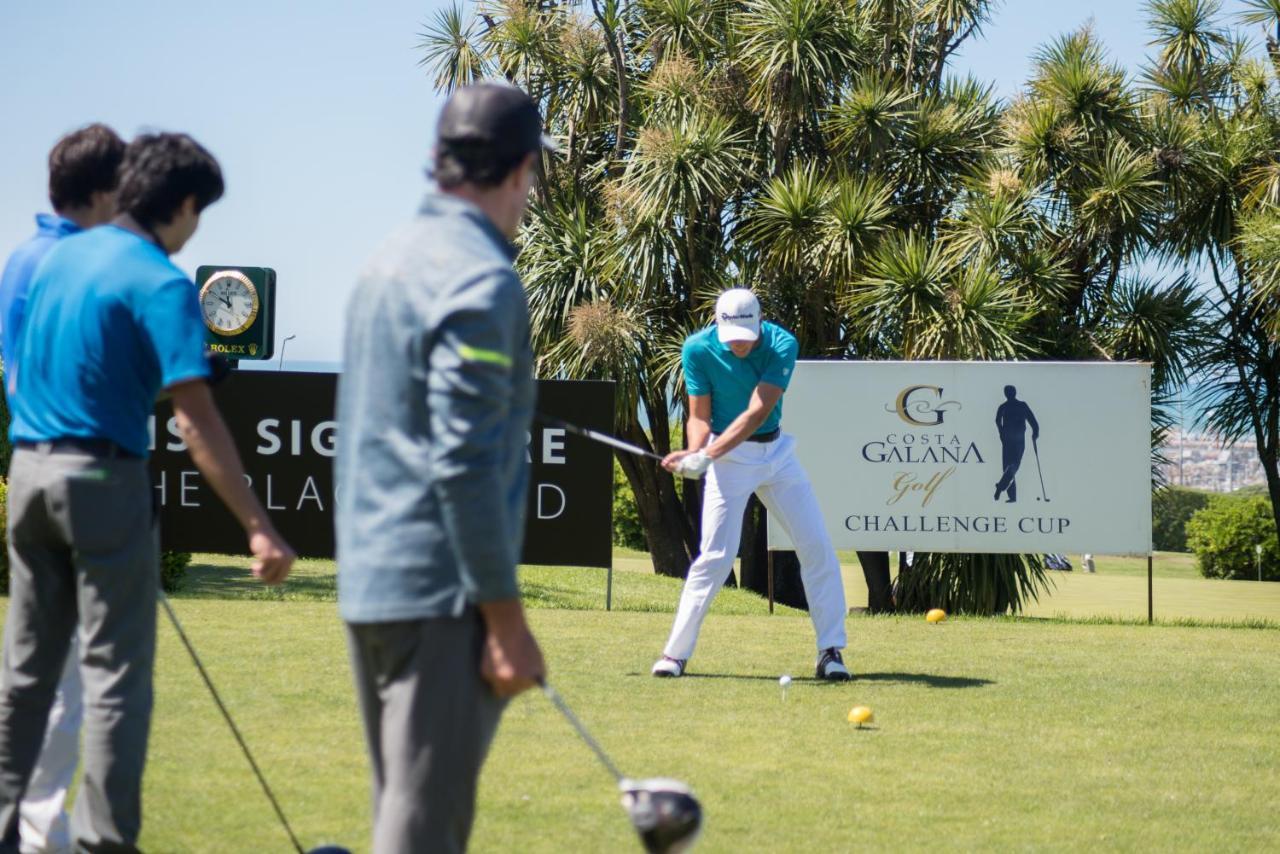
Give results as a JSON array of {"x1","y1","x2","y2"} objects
[
  {"x1": 536, "y1": 413, "x2": 667, "y2": 463},
  {"x1": 537, "y1": 678, "x2": 702, "y2": 853},
  {"x1": 159, "y1": 592, "x2": 350, "y2": 854}
]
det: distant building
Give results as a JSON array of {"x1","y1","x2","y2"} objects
[{"x1": 1159, "y1": 429, "x2": 1266, "y2": 492}]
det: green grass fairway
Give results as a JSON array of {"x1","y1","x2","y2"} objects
[{"x1": 3, "y1": 555, "x2": 1276, "y2": 851}]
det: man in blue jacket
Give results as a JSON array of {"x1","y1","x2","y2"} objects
[
  {"x1": 0, "y1": 121, "x2": 124, "y2": 854},
  {"x1": 336, "y1": 82, "x2": 553, "y2": 854}
]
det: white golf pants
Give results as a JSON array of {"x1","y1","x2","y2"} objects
[
  {"x1": 662, "y1": 434, "x2": 847, "y2": 662},
  {"x1": 19, "y1": 636, "x2": 80, "y2": 854}
]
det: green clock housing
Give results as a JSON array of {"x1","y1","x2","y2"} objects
[{"x1": 195, "y1": 265, "x2": 277, "y2": 361}]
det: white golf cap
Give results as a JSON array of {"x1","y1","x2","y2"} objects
[{"x1": 714, "y1": 289, "x2": 761, "y2": 343}]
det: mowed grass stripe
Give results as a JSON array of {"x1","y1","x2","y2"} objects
[{"x1": 179, "y1": 550, "x2": 1280, "y2": 628}]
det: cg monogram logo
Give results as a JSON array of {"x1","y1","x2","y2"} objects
[{"x1": 887, "y1": 385, "x2": 963, "y2": 426}]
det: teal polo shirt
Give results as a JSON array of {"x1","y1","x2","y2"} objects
[{"x1": 681, "y1": 321, "x2": 798, "y2": 435}]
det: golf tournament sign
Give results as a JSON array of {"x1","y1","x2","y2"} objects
[
  {"x1": 768, "y1": 362, "x2": 1152, "y2": 555},
  {"x1": 150, "y1": 372, "x2": 613, "y2": 567}
]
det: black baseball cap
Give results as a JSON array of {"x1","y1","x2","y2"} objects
[{"x1": 437, "y1": 82, "x2": 560, "y2": 161}]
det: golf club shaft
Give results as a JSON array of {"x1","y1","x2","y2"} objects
[
  {"x1": 159, "y1": 592, "x2": 305, "y2": 854},
  {"x1": 1032, "y1": 437, "x2": 1049, "y2": 500},
  {"x1": 536, "y1": 414, "x2": 666, "y2": 463},
  {"x1": 537, "y1": 678, "x2": 625, "y2": 783}
]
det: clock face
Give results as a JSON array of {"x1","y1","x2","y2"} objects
[{"x1": 199, "y1": 271, "x2": 260, "y2": 337}]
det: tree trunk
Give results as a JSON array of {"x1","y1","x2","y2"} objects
[
  {"x1": 738, "y1": 495, "x2": 768, "y2": 591},
  {"x1": 855, "y1": 551, "x2": 894, "y2": 613},
  {"x1": 616, "y1": 426, "x2": 693, "y2": 578},
  {"x1": 769, "y1": 551, "x2": 809, "y2": 610},
  {"x1": 1260, "y1": 429, "x2": 1280, "y2": 552}
]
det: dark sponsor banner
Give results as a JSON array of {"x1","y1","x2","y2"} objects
[{"x1": 150, "y1": 372, "x2": 614, "y2": 567}]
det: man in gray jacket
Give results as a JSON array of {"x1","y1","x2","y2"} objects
[{"x1": 336, "y1": 83, "x2": 553, "y2": 853}]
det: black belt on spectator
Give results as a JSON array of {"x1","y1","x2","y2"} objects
[
  {"x1": 746, "y1": 429, "x2": 780, "y2": 444},
  {"x1": 17, "y1": 438, "x2": 141, "y2": 459}
]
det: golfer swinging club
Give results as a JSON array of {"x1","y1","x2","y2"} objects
[{"x1": 653, "y1": 289, "x2": 850, "y2": 681}]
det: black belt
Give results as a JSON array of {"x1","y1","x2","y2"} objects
[
  {"x1": 746, "y1": 429, "x2": 780, "y2": 444},
  {"x1": 17, "y1": 438, "x2": 141, "y2": 459}
]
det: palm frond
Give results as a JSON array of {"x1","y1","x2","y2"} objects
[
  {"x1": 737, "y1": 163, "x2": 831, "y2": 274},
  {"x1": 738, "y1": 0, "x2": 868, "y2": 125},
  {"x1": 823, "y1": 73, "x2": 914, "y2": 163},
  {"x1": 621, "y1": 112, "x2": 749, "y2": 223},
  {"x1": 416, "y1": 3, "x2": 490, "y2": 92},
  {"x1": 1145, "y1": 0, "x2": 1228, "y2": 72},
  {"x1": 820, "y1": 172, "x2": 896, "y2": 282}
]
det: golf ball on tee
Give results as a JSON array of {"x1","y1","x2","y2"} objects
[{"x1": 779, "y1": 675, "x2": 792, "y2": 687}]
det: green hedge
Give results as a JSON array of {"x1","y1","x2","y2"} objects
[
  {"x1": 160, "y1": 549, "x2": 192, "y2": 592},
  {"x1": 613, "y1": 460, "x2": 646, "y2": 551},
  {"x1": 1152, "y1": 486, "x2": 1213, "y2": 552},
  {"x1": 1186, "y1": 495, "x2": 1279, "y2": 581}
]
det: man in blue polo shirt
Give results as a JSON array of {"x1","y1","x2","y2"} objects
[
  {"x1": 0, "y1": 132, "x2": 296, "y2": 852},
  {"x1": 653, "y1": 289, "x2": 850, "y2": 681},
  {"x1": 0, "y1": 122, "x2": 125, "y2": 854}
]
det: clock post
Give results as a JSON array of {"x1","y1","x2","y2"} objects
[{"x1": 195, "y1": 266, "x2": 277, "y2": 363}]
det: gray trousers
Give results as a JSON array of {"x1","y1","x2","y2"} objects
[
  {"x1": 346, "y1": 613, "x2": 506, "y2": 854},
  {"x1": 0, "y1": 447, "x2": 157, "y2": 853}
]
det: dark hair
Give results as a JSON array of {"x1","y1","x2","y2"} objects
[
  {"x1": 432, "y1": 142, "x2": 531, "y2": 190},
  {"x1": 115, "y1": 133, "x2": 225, "y2": 229},
  {"x1": 47, "y1": 123, "x2": 126, "y2": 211}
]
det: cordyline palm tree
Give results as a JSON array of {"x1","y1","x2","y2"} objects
[
  {"x1": 1140, "y1": 0, "x2": 1280, "y2": 550},
  {"x1": 418, "y1": 0, "x2": 1205, "y2": 614}
]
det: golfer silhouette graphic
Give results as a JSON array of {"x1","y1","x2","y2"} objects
[{"x1": 994, "y1": 385, "x2": 1040, "y2": 503}]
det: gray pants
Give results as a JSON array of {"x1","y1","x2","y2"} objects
[
  {"x1": 346, "y1": 613, "x2": 506, "y2": 854},
  {"x1": 0, "y1": 447, "x2": 157, "y2": 853}
]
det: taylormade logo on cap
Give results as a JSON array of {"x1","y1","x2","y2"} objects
[{"x1": 715, "y1": 289, "x2": 761, "y2": 343}]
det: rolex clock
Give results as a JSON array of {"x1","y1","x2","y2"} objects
[
  {"x1": 194, "y1": 266, "x2": 276, "y2": 361},
  {"x1": 200, "y1": 270, "x2": 258, "y2": 336}
]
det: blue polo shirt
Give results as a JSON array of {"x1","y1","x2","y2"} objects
[
  {"x1": 10, "y1": 225, "x2": 211, "y2": 457},
  {"x1": 682, "y1": 321, "x2": 798, "y2": 435},
  {"x1": 0, "y1": 213, "x2": 81, "y2": 395}
]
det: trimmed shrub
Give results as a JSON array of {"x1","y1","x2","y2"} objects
[
  {"x1": 1152, "y1": 486, "x2": 1213, "y2": 552},
  {"x1": 160, "y1": 551, "x2": 192, "y2": 593},
  {"x1": 1186, "y1": 496, "x2": 1280, "y2": 581},
  {"x1": 612, "y1": 460, "x2": 646, "y2": 551}
]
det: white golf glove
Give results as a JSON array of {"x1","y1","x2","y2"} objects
[{"x1": 674, "y1": 450, "x2": 712, "y2": 479}]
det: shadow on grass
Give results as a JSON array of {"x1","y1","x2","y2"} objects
[
  {"x1": 857, "y1": 671, "x2": 994, "y2": 689},
  {"x1": 629, "y1": 671, "x2": 993, "y2": 688},
  {"x1": 177, "y1": 561, "x2": 337, "y2": 601}
]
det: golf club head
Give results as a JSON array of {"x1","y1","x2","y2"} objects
[{"x1": 620, "y1": 778, "x2": 702, "y2": 854}]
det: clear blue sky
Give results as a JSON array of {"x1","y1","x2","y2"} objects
[{"x1": 0, "y1": 1, "x2": 1261, "y2": 365}]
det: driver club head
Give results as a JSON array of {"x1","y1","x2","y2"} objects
[{"x1": 619, "y1": 778, "x2": 703, "y2": 854}]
